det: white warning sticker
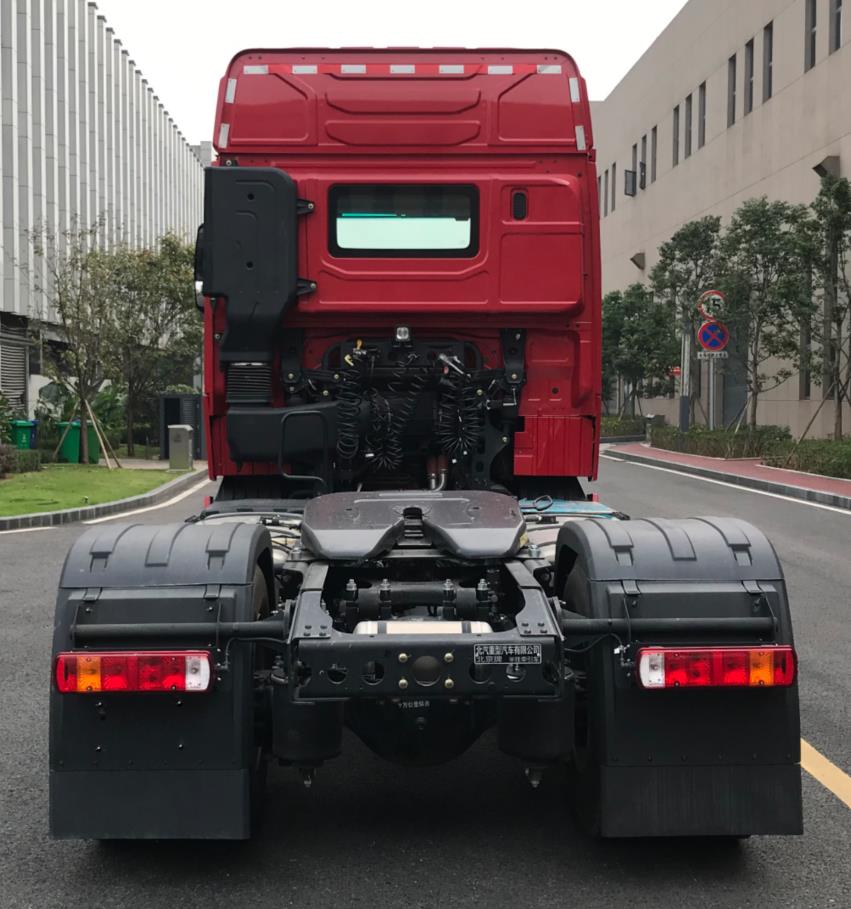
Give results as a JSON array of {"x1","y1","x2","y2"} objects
[{"x1": 473, "y1": 643, "x2": 542, "y2": 665}]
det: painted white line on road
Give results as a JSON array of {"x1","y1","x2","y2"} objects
[
  {"x1": 82, "y1": 479, "x2": 212, "y2": 525},
  {"x1": 601, "y1": 455, "x2": 851, "y2": 517},
  {"x1": 0, "y1": 525, "x2": 57, "y2": 536}
]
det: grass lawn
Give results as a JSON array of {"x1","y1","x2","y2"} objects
[
  {"x1": 0, "y1": 464, "x2": 181, "y2": 517},
  {"x1": 111, "y1": 444, "x2": 161, "y2": 460}
]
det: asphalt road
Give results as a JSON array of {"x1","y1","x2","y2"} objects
[{"x1": 1, "y1": 460, "x2": 849, "y2": 909}]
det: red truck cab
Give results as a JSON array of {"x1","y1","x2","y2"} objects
[{"x1": 203, "y1": 49, "x2": 601, "y2": 497}]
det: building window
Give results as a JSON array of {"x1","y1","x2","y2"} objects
[
  {"x1": 604, "y1": 169, "x2": 609, "y2": 216},
  {"x1": 745, "y1": 39, "x2": 755, "y2": 113},
  {"x1": 830, "y1": 0, "x2": 843, "y2": 52},
  {"x1": 651, "y1": 126, "x2": 658, "y2": 183},
  {"x1": 685, "y1": 94, "x2": 693, "y2": 158},
  {"x1": 673, "y1": 105, "x2": 680, "y2": 166},
  {"x1": 806, "y1": 0, "x2": 818, "y2": 71},
  {"x1": 727, "y1": 54, "x2": 737, "y2": 126},
  {"x1": 640, "y1": 134, "x2": 648, "y2": 188},
  {"x1": 612, "y1": 163, "x2": 617, "y2": 212},
  {"x1": 764, "y1": 22, "x2": 774, "y2": 101},
  {"x1": 698, "y1": 82, "x2": 707, "y2": 148}
]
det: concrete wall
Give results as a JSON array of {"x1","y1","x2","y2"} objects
[
  {"x1": 594, "y1": 0, "x2": 851, "y2": 437},
  {"x1": 0, "y1": 0, "x2": 204, "y2": 414}
]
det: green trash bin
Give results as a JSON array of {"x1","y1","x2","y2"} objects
[
  {"x1": 57, "y1": 421, "x2": 81, "y2": 463},
  {"x1": 10, "y1": 420, "x2": 34, "y2": 450}
]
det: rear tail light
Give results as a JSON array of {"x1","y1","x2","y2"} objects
[
  {"x1": 636, "y1": 646, "x2": 796, "y2": 690},
  {"x1": 55, "y1": 651, "x2": 212, "y2": 693}
]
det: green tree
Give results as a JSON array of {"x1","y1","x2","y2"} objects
[
  {"x1": 650, "y1": 217, "x2": 722, "y2": 422},
  {"x1": 603, "y1": 284, "x2": 678, "y2": 415},
  {"x1": 106, "y1": 235, "x2": 201, "y2": 454},
  {"x1": 602, "y1": 290, "x2": 626, "y2": 411},
  {"x1": 718, "y1": 198, "x2": 814, "y2": 428},
  {"x1": 808, "y1": 175, "x2": 851, "y2": 439},
  {"x1": 30, "y1": 223, "x2": 115, "y2": 463}
]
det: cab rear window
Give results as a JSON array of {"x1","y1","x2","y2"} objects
[{"x1": 329, "y1": 185, "x2": 478, "y2": 258}]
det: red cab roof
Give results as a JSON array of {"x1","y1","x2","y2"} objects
[{"x1": 214, "y1": 48, "x2": 593, "y2": 156}]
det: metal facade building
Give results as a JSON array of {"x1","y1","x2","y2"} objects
[
  {"x1": 593, "y1": 0, "x2": 850, "y2": 436},
  {"x1": 0, "y1": 0, "x2": 204, "y2": 413}
]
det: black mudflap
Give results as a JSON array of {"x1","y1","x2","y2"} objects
[
  {"x1": 49, "y1": 522, "x2": 271, "y2": 840},
  {"x1": 556, "y1": 516, "x2": 802, "y2": 837}
]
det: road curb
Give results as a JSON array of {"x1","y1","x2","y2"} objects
[
  {"x1": 600, "y1": 435, "x2": 646, "y2": 444},
  {"x1": 0, "y1": 468, "x2": 208, "y2": 531},
  {"x1": 605, "y1": 448, "x2": 851, "y2": 512}
]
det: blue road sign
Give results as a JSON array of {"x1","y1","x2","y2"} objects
[{"x1": 697, "y1": 320, "x2": 730, "y2": 352}]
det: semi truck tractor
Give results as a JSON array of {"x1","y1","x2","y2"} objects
[{"x1": 50, "y1": 49, "x2": 802, "y2": 840}]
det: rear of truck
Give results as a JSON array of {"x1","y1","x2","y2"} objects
[{"x1": 49, "y1": 49, "x2": 801, "y2": 840}]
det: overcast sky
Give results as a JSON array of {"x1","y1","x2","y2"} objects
[{"x1": 93, "y1": 0, "x2": 688, "y2": 145}]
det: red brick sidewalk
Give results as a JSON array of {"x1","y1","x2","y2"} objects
[{"x1": 606, "y1": 442, "x2": 851, "y2": 505}]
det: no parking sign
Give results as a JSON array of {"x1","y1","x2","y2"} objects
[{"x1": 697, "y1": 319, "x2": 730, "y2": 353}]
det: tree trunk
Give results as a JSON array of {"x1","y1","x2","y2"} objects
[
  {"x1": 749, "y1": 350, "x2": 759, "y2": 428},
  {"x1": 835, "y1": 318, "x2": 844, "y2": 440},
  {"x1": 826, "y1": 228, "x2": 840, "y2": 439},
  {"x1": 79, "y1": 401, "x2": 89, "y2": 464},
  {"x1": 126, "y1": 393, "x2": 136, "y2": 457}
]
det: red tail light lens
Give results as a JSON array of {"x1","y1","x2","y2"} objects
[
  {"x1": 637, "y1": 646, "x2": 796, "y2": 690},
  {"x1": 55, "y1": 651, "x2": 212, "y2": 693}
]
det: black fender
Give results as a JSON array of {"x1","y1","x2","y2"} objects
[
  {"x1": 555, "y1": 516, "x2": 802, "y2": 837},
  {"x1": 49, "y1": 522, "x2": 272, "y2": 840}
]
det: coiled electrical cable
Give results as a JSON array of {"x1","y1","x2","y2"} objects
[
  {"x1": 459, "y1": 379, "x2": 485, "y2": 450},
  {"x1": 436, "y1": 368, "x2": 484, "y2": 460},
  {"x1": 336, "y1": 360, "x2": 364, "y2": 465},
  {"x1": 366, "y1": 388, "x2": 394, "y2": 470},
  {"x1": 379, "y1": 357, "x2": 427, "y2": 472}
]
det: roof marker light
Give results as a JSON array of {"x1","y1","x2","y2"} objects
[
  {"x1": 575, "y1": 125, "x2": 587, "y2": 151},
  {"x1": 292, "y1": 64, "x2": 317, "y2": 74},
  {"x1": 637, "y1": 646, "x2": 796, "y2": 690},
  {"x1": 55, "y1": 651, "x2": 212, "y2": 694},
  {"x1": 224, "y1": 78, "x2": 237, "y2": 104},
  {"x1": 439, "y1": 64, "x2": 465, "y2": 74},
  {"x1": 217, "y1": 123, "x2": 230, "y2": 147},
  {"x1": 538, "y1": 64, "x2": 562, "y2": 75},
  {"x1": 569, "y1": 77, "x2": 581, "y2": 101},
  {"x1": 341, "y1": 64, "x2": 367, "y2": 74},
  {"x1": 243, "y1": 64, "x2": 268, "y2": 75},
  {"x1": 488, "y1": 64, "x2": 513, "y2": 75}
]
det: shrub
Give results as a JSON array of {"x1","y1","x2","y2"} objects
[
  {"x1": 601, "y1": 416, "x2": 648, "y2": 437},
  {"x1": 650, "y1": 425, "x2": 792, "y2": 459},
  {"x1": 764, "y1": 439, "x2": 851, "y2": 479},
  {"x1": 0, "y1": 392, "x2": 13, "y2": 444},
  {"x1": 13, "y1": 449, "x2": 41, "y2": 473},
  {"x1": 0, "y1": 446, "x2": 43, "y2": 477},
  {"x1": 0, "y1": 444, "x2": 12, "y2": 478}
]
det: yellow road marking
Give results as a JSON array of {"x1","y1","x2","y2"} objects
[{"x1": 801, "y1": 739, "x2": 851, "y2": 809}]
